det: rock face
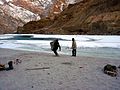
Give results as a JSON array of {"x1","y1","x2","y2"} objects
[
  {"x1": 18, "y1": 0, "x2": 120, "y2": 35},
  {"x1": 0, "y1": 0, "x2": 74, "y2": 34},
  {"x1": 0, "y1": 8, "x2": 21, "y2": 34},
  {"x1": 0, "y1": 0, "x2": 41, "y2": 33}
]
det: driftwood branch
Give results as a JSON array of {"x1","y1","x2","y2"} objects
[{"x1": 25, "y1": 67, "x2": 50, "y2": 70}]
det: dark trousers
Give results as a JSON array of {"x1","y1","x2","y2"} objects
[
  {"x1": 72, "y1": 49, "x2": 76, "y2": 56},
  {"x1": 53, "y1": 49, "x2": 58, "y2": 56}
]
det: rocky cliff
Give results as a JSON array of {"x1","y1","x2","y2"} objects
[
  {"x1": 0, "y1": 0, "x2": 75, "y2": 34},
  {"x1": 0, "y1": 0, "x2": 41, "y2": 33},
  {"x1": 18, "y1": 0, "x2": 120, "y2": 35}
]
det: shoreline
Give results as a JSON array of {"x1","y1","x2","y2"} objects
[
  {"x1": 0, "y1": 47, "x2": 120, "y2": 60},
  {"x1": 0, "y1": 48, "x2": 120, "y2": 90}
]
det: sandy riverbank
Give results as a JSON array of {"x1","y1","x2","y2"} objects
[{"x1": 0, "y1": 48, "x2": 120, "y2": 90}]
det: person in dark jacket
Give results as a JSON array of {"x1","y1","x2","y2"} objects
[{"x1": 52, "y1": 39, "x2": 61, "y2": 56}]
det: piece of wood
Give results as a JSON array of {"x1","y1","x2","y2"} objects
[{"x1": 25, "y1": 67, "x2": 50, "y2": 70}]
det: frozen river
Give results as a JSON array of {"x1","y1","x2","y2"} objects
[{"x1": 0, "y1": 34, "x2": 120, "y2": 59}]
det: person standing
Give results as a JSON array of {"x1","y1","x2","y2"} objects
[
  {"x1": 51, "y1": 39, "x2": 61, "y2": 56},
  {"x1": 71, "y1": 38, "x2": 77, "y2": 56}
]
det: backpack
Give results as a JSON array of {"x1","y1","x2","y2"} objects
[
  {"x1": 50, "y1": 41, "x2": 54, "y2": 50},
  {"x1": 104, "y1": 64, "x2": 117, "y2": 77},
  {"x1": 0, "y1": 64, "x2": 5, "y2": 70}
]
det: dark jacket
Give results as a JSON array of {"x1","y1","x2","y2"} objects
[{"x1": 53, "y1": 39, "x2": 61, "y2": 51}]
